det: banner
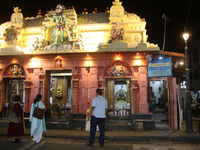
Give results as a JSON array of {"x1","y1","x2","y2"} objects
[{"x1": 148, "y1": 57, "x2": 172, "y2": 77}]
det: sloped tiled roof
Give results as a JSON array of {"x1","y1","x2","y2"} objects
[
  {"x1": 77, "y1": 13, "x2": 110, "y2": 24},
  {"x1": 23, "y1": 16, "x2": 45, "y2": 27}
]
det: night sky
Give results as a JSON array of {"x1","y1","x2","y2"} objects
[{"x1": 0, "y1": 0, "x2": 199, "y2": 53}]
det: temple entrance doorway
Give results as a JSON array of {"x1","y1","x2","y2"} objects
[
  {"x1": 2, "y1": 78, "x2": 25, "y2": 116},
  {"x1": 106, "y1": 78, "x2": 131, "y2": 118},
  {"x1": 148, "y1": 78, "x2": 170, "y2": 129},
  {"x1": 46, "y1": 70, "x2": 72, "y2": 119}
]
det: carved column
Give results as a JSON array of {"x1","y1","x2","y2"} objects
[
  {"x1": 138, "y1": 67, "x2": 148, "y2": 114},
  {"x1": 79, "y1": 68, "x2": 88, "y2": 113},
  {"x1": 33, "y1": 69, "x2": 40, "y2": 97},
  {"x1": 71, "y1": 69, "x2": 79, "y2": 113},
  {"x1": 24, "y1": 80, "x2": 31, "y2": 112},
  {"x1": 99, "y1": 79, "x2": 105, "y2": 98},
  {"x1": 131, "y1": 79, "x2": 138, "y2": 114},
  {"x1": 89, "y1": 68, "x2": 98, "y2": 108}
]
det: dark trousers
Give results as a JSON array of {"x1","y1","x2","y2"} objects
[{"x1": 89, "y1": 115, "x2": 105, "y2": 145}]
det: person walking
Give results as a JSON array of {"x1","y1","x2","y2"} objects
[
  {"x1": 29, "y1": 94, "x2": 47, "y2": 143},
  {"x1": 7, "y1": 95, "x2": 25, "y2": 143},
  {"x1": 86, "y1": 89, "x2": 108, "y2": 147}
]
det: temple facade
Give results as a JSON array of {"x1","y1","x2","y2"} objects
[{"x1": 0, "y1": 1, "x2": 166, "y2": 130}]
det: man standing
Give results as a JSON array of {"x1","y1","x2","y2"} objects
[{"x1": 86, "y1": 89, "x2": 108, "y2": 147}]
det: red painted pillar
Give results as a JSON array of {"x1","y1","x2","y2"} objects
[
  {"x1": 138, "y1": 67, "x2": 148, "y2": 114},
  {"x1": 72, "y1": 69, "x2": 79, "y2": 113},
  {"x1": 79, "y1": 68, "x2": 88, "y2": 113},
  {"x1": 89, "y1": 68, "x2": 98, "y2": 108}
]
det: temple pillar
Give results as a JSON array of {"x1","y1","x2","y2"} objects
[
  {"x1": 89, "y1": 68, "x2": 98, "y2": 108},
  {"x1": 138, "y1": 67, "x2": 148, "y2": 114},
  {"x1": 79, "y1": 68, "x2": 88, "y2": 113},
  {"x1": 71, "y1": 69, "x2": 79, "y2": 113},
  {"x1": 98, "y1": 79, "x2": 105, "y2": 98},
  {"x1": 24, "y1": 80, "x2": 31, "y2": 112},
  {"x1": 131, "y1": 79, "x2": 138, "y2": 114}
]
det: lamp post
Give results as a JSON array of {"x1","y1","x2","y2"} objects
[{"x1": 183, "y1": 32, "x2": 193, "y2": 134}]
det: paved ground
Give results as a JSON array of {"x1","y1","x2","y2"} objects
[
  {"x1": 0, "y1": 119, "x2": 200, "y2": 141},
  {"x1": 1, "y1": 136, "x2": 200, "y2": 150}
]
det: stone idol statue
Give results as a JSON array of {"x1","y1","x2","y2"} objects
[{"x1": 51, "y1": 4, "x2": 71, "y2": 45}]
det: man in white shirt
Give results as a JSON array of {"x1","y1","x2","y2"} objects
[{"x1": 86, "y1": 89, "x2": 108, "y2": 147}]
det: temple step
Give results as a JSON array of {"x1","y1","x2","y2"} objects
[{"x1": 105, "y1": 123, "x2": 133, "y2": 130}]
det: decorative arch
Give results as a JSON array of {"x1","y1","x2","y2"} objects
[
  {"x1": 102, "y1": 59, "x2": 134, "y2": 77},
  {"x1": 2, "y1": 63, "x2": 28, "y2": 79}
]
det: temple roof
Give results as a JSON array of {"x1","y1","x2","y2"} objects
[
  {"x1": 22, "y1": 13, "x2": 110, "y2": 27},
  {"x1": 23, "y1": 16, "x2": 45, "y2": 27},
  {"x1": 77, "y1": 13, "x2": 110, "y2": 24}
]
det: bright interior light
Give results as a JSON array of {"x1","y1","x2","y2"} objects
[
  {"x1": 159, "y1": 57, "x2": 163, "y2": 59},
  {"x1": 183, "y1": 33, "x2": 189, "y2": 41},
  {"x1": 51, "y1": 73, "x2": 72, "y2": 76},
  {"x1": 180, "y1": 61, "x2": 184, "y2": 65},
  {"x1": 136, "y1": 53, "x2": 139, "y2": 55},
  {"x1": 16, "y1": 46, "x2": 22, "y2": 51}
]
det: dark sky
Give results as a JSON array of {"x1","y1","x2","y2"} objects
[{"x1": 1, "y1": 0, "x2": 199, "y2": 53}]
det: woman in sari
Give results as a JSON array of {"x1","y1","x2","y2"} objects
[
  {"x1": 7, "y1": 95, "x2": 25, "y2": 143},
  {"x1": 29, "y1": 94, "x2": 47, "y2": 143}
]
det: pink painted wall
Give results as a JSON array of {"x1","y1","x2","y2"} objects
[{"x1": 0, "y1": 53, "x2": 149, "y2": 114}]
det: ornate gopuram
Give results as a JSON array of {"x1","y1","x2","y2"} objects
[{"x1": 0, "y1": 1, "x2": 160, "y2": 130}]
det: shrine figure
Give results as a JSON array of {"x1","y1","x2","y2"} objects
[
  {"x1": 12, "y1": 65, "x2": 18, "y2": 76},
  {"x1": 72, "y1": 34, "x2": 84, "y2": 50},
  {"x1": 111, "y1": 64, "x2": 118, "y2": 76},
  {"x1": 51, "y1": 99, "x2": 63, "y2": 117},
  {"x1": 57, "y1": 59, "x2": 61, "y2": 68},
  {"x1": 107, "y1": 69, "x2": 110, "y2": 76},
  {"x1": 51, "y1": 4, "x2": 71, "y2": 45},
  {"x1": 119, "y1": 65, "x2": 124, "y2": 76},
  {"x1": 18, "y1": 66, "x2": 23, "y2": 76},
  {"x1": 30, "y1": 37, "x2": 42, "y2": 51},
  {"x1": 57, "y1": 85, "x2": 63, "y2": 94},
  {"x1": 8, "y1": 31, "x2": 17, "y2": 43},
  {"x1": 108, "y1": 22, "x2": 124, "y2": 43},
  {"x1": 125, "y1": 68, "x2": 129, "y2": 76},
  {"x1": 8, "y1": 67, "x2": 13, "y2": 75}
]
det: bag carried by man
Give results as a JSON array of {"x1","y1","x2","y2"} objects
[
  {"x1": 8, "y1": 104, "x2": 20, "y2": 123},
  {"x1": 33, "y1": 102, "x2": 44, "y2": 119}
]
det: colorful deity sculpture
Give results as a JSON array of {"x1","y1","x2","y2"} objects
[
  {"x1": 30, "y1": 37, "x2": 42, "y2": 51},
  {"x1": 119, "y1": 65, "x2": 124, "y2": 76},
  {"x1": 8, "y1": 67, "x2": 13, "y2": 75},
  {"x1": 72, "y1": 34, "x2": 84, "y2": 50},
  {"x1": 8, "y1": 31, "x2": 17, "y2": 43},
  {"x1": 18, "y1": 66, "x2": 23, "y2": 75},
  {"x1": 108, "y1": 22, "x2": 124, "y2": 43},
  {"x1": 111, "y1": 64, "x2": 119, "y2": 76},
  {"x1": 12, "y1": 65, "x2": 18, "y2": 76},
  {"x1": 57, "y1": 59, "x2": 61, "y2": 68},
  {"x1": 51, "y1": 4, "x2": 71, "y2": 45}
]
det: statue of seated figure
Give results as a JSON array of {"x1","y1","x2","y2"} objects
[
  {"x1": 51, "y1": 99, "x2": 63, "y2": 118},
  {"x1": 72, "y1": 34, "x2": 84, "y2": 50}
]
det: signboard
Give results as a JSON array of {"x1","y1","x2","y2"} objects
[{"x1": 148, "y1": 57, "x2": 172, "y2": 77}]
